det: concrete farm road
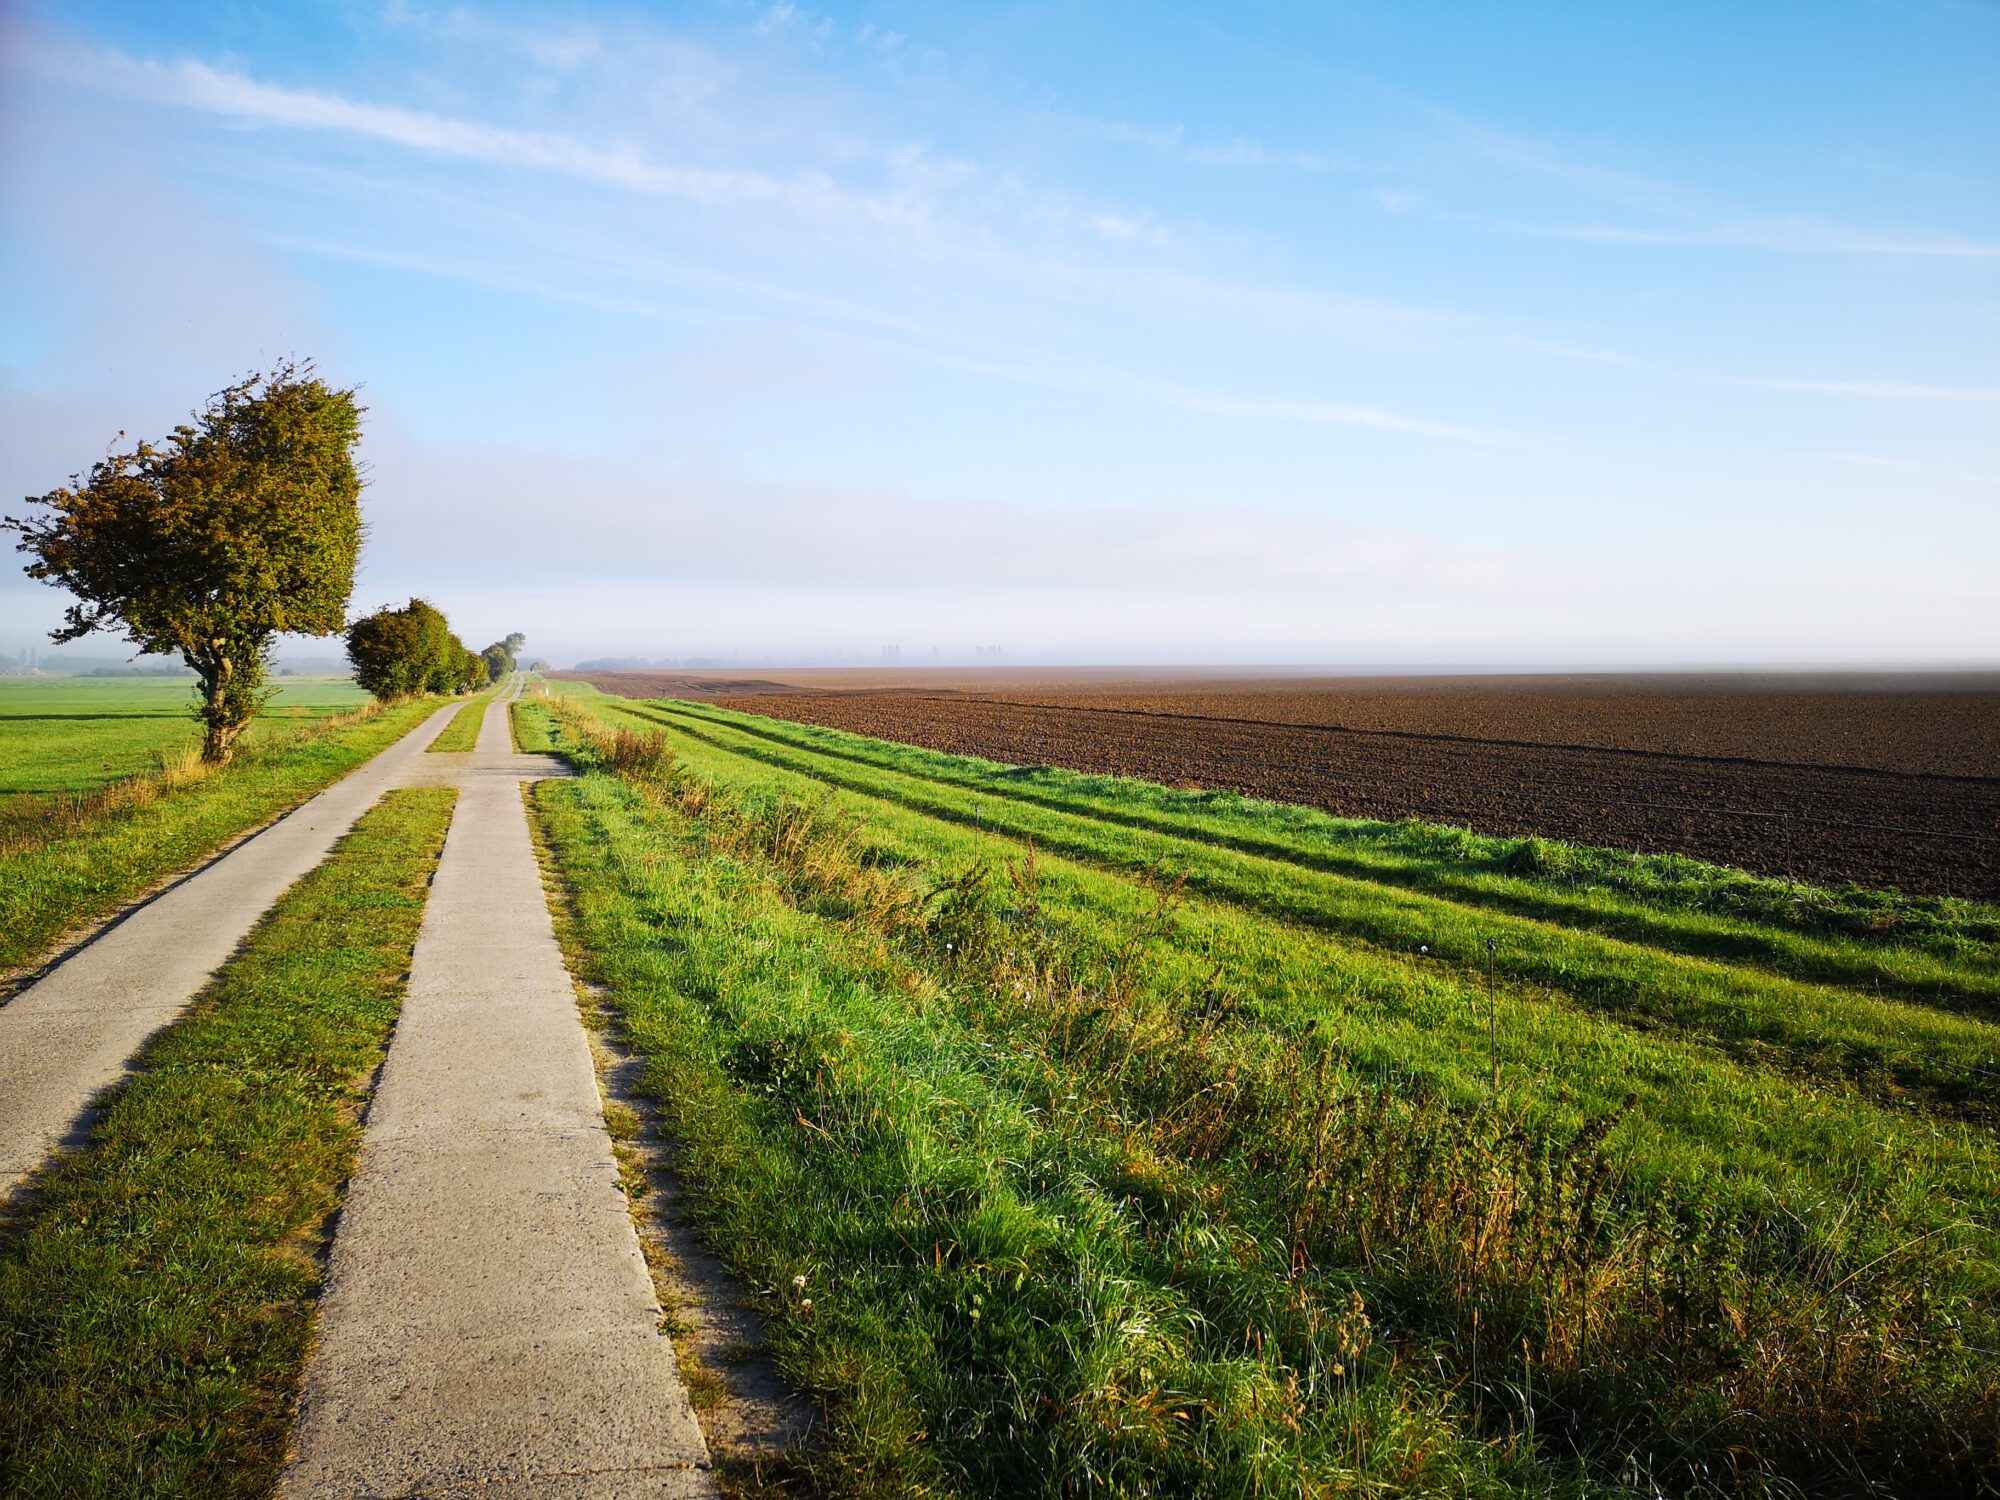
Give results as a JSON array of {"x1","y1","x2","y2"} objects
[{"x1": 281, "y1": 683, "x2": 718, "y2": 1497}]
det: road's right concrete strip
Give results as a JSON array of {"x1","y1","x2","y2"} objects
[
  {"x1": 0, "y1": 701, "x2": 461, "y2": 1200},
  {"x1": 283, "y1": 692, "x2": 715, "y2": 1499},
  {"x1": 479, "y1": 670, "x2": 524, "y2": 753}
]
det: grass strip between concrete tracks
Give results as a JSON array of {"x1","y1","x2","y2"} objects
[
  {"x1": 0, "y1": 697, "x2": 445, "y2": 985},
  {"x1": 0, "y1": 786, "x2": 456, "y2": 1499},
  {"x1": 525, "y1": 687, "x2": 1999, "y2": 1497},
  {"x1": 425, "y1": 684, "x2": 501, "y2": 753}
]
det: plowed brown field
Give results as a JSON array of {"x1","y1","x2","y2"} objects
[{"x1": 558, "y1": 670, "x2": 2000, "y2": 898}]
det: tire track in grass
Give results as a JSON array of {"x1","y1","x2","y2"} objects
[
  {"x1": 0, "y1": 787, "x2": 457, "y2": 1499},
  {"x1": 626, "y1": 699, "x2": 2000, "y2": 1131},
  {"x1": 658, "y1": 700, "x2": 2000, "y2": 1011}
]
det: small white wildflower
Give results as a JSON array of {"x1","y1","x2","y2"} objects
[
  {"x1": 800, "y1": 1298, "x2": 813, "y2": 1312},
  {"x1": 791, "y1": 1274, "x2": 807, "y2": 1291}
]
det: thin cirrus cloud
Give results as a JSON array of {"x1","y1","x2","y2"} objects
[
  {"x1": 29, "y1": 40, "x2": 826, "y2": 212},
  {"x1": 1476, "y1": 217, "x2": 2000, "y2": 259},
  {"x1": 1409, "y1": 111, "x2": 2000, "y2": 260},
  {"x1": 277, "y1": 232, "x2": 1524, "y2": 448},
  {"x1": 1739, "y1": 378, "x2": 2000, "y2": 403},
  {"x1": 1085, "y1": 118, "x2": 1351, "y2": 174},
  {"x1": 13, "y1": 31, "x2": 1530, "y2": 447},
  {"x1": 17, "y1": 34, "x2": 1459, "y2": 340}
]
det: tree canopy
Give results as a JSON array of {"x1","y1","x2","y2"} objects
[
  {"x1": 347, "y1": 599, "x2": 486, "y2": 700},
  {"x1": 5, "y1": 362, "x2": 364, "y2": 761},
  {"x1": 481, "y1": 631, "x2": 528, "y2": 682}
]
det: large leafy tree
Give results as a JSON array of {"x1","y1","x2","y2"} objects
[{"x1": 5, "y1": 362, "x2": 363, "y2": 762}]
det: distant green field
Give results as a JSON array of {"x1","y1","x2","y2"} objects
[{"x1": 0, "y1": 676, "x2": 370, "y2": 801}]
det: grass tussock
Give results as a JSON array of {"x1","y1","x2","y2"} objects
[
  {"x1": 0, "y1": 786, "x2": 457, "y2": 1498},
  {"x1": 531, "y1": 691, "x2": 2000, "y2": 1496}
]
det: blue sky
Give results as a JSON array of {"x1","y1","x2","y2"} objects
[{"x1": 3, "y1": 0, "x2": 1996, "y2": 665}]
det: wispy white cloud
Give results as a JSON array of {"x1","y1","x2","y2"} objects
[
  {"x1": 9, "y1": 36, "x2": 756, "y2": 195},
  {"x1": 1460, "y1": 125, "x2": 1686, "y2": 215},
  {"x1": 13, "y1": 29, "x2": 1533, "y2": 355},
  {"x1": 1087, "y1": 118, "x2": 1350, "y2": 174},
  {"x1": 755, "y1": 2, "x2": 832, "y2": 42},
  {"x1": 1740, "y1": 378, "x2": 2000, "y2": 402},
  {"x1": 379, "y1": 1, "x2": 609, "y2": 76},
  {"x1": 12, "y1": 33, "x2": 1194, "y2": 269},
  {"x1": 1426, "y1": 111, "x2": 2000, "y2": 259},
  {"x1": 1477, "y1": 216, "x2": 1999, "y2": 258},
  {"x1": 281, "y1": 233, "x2": 1516, "y2": 445}
]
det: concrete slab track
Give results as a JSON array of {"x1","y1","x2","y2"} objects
[
  {"x1": 0, "y1": 698, "x2": 462, "y2": 1199},
  {"x1": 282, "y1": 687, "x2": 717, "y2": 1498}
]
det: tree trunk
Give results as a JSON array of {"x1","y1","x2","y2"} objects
[
  {"x1": 200, "y1": 650, "x2": 237, "y2": 764},
  {"x1": 202, "y1": 717, "x2": 245, "y2": 763}
]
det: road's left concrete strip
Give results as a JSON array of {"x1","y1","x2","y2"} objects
[{"x1": 0, "y1": 702, "x2": 461, "y2": 1199}]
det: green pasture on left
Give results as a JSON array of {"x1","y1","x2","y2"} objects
[{"x1": 0, "y1": 676, "x2": 371, "y2": 802}]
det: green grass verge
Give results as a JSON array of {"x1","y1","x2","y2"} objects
[
  {"x1": 0, "y1": 677, "x2": 374, "y2": 803},
  {"x1": 0, "y1": 697, "x2": 442, "y2": 982},
  {"x1": 0, "y1": 786, "x2": 457, "y2": 1498},
  {"x1": 425, "y1": 686, "x2": 500, "y2": 753},
  {"x1": 525, "y1": 690, "x2": 2000, "y2": 1496},
  {"x1": 513, "y1": 686, "x2": 556, "y2": 752},
  {"x1": 533, "y1": 768, "x2": 1554, "y2": 1497}
]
